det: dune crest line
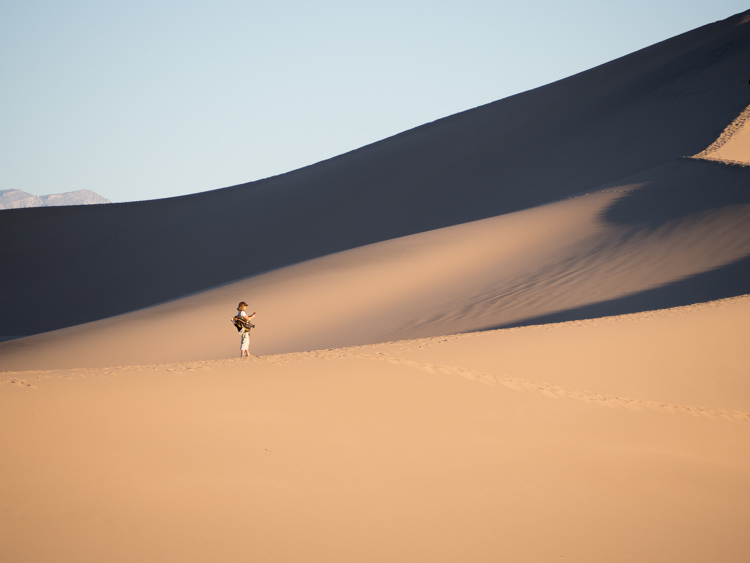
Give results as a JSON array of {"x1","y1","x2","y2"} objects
[
  {"x1": 254, "y1": 347, "x2": 750, "y2": 424},
  {"x1": 354, "y1": 352, "x2": 750, "y2": 423},
  {"x1": 692, "y1": 103, "x2": 750, "y2": 166}
]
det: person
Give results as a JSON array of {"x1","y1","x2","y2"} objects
[{"x1": 236, "y1": 301, "x2": 256, "y2": 357}]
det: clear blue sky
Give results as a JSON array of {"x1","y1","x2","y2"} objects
[{"x1": 1, "y1": 1, "x2": 747, "y2": 203}]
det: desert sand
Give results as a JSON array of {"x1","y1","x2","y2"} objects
[
  {"x1": 2, "y1": 9, "x2": 750, "y2": 563},
  {"x1": 2, "y1": 298, "x2": 749, "y2": 562}
]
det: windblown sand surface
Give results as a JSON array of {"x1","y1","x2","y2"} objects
[
  {"x1": 2, "y1": 9, "x2": 750, "y2": 563},
  {"x1": 2, "y1": 298, "x2": 749, "y2": 562},
  {"x1": 693, "y1": 104, "x2": 750, "y2": 166},
  {"x1": 2, "y1": 157, "x2": 750, "y2": 371}
]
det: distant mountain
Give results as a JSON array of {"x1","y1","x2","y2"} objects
[{"x1": 0, "y1": 189, "x2": 110, "y2": 210}]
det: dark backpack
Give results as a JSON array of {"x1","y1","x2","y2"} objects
[{"x1": 232, "y1": 315, "x2": 255, "y2": 332}]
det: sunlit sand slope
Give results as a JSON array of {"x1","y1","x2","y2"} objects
[
  {"x1": 1, "y1": 157, "x2": 748, "y2": 370},
  {"x1": 2, "y1": 296, "x2": 749, "y2": 562},
  {"x1": 693, "y1": 104, "x2": 750, "y2": 165}
]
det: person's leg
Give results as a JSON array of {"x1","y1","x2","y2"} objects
[{"x1": 240, "y1": 330, "x2": 250, "y2": 357}]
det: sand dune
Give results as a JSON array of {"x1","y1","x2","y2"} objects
[
  {"x1": 2, "y1": 10, "x2": 750, "y2": 563},
  {"x1": 2, "y1": 297, "x2": 749, "y2": 562},
  {"x1": 2, "y1": 10, "x2": 750, "y2": 339},
  {"x1": 1, "y1": 156, "x2": 749, "y2": 370}
]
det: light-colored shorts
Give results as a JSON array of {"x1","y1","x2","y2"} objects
[{"x1": 240, "y1": 330, "x2": 250, "y2": 351}]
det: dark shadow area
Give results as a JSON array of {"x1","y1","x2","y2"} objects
[
  {"x1": 601, "y1": 158, "x2": 750, "y2": 228},
  {"x1": 485, "y1": 253, "x2": 750, "y2": 331}
]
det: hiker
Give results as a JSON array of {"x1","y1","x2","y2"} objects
[{"x1": 236, "y1": 301, "x2": 256, "y2": 357}]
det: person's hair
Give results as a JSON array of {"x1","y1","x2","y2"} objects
[{"x1": 238, "y1": 301, "x2": 248, "y2": 309}]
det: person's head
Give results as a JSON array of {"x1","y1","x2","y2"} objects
[{"x1": 237, "y1": 301, "x2": 248, "y2": 311}]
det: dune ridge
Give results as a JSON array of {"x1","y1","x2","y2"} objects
[
  {"x1": 692, "y1": 103, "x2": 750, "y2": 165},
  {"x1": 1, "y1": 9, "x2": 750, "y2": 339},
  {"x1": 2, "y1": 156, "x2": 748, "y2": 371}
]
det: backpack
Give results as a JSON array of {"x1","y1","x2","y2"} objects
[{"x1": 232, "y1": 315, "x2": 255, "y2": 332}]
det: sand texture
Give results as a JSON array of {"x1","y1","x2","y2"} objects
[
  {"x1": 2, "y1": 9, "x2": 750, "y2": 563},
  {"x1": 693, "y1": 104, "x2": 750, "y2": 165},
  {"x1": 2, "y1": 298, "x2": 749, "y2": 562}
]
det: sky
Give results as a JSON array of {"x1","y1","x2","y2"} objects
[{"x1": 1, "y1": 1, "x2": 748, "y2": 203}]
